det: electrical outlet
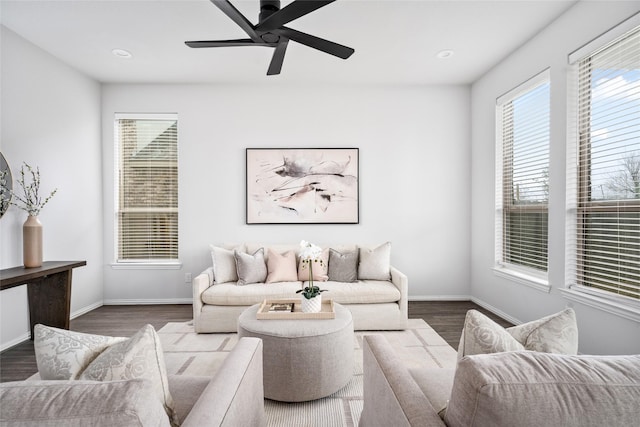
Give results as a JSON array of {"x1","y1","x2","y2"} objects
[{"x1": 185, "y1": 273, "x2": 192, "y2": 284}]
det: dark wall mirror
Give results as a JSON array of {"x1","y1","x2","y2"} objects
[{"x1": 0, "y1": 152, "x2": 12, "y2": 218}]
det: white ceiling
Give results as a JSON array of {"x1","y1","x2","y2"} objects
[{"x1": 0, "y1": 0, "x2": 578, "y2": 85}]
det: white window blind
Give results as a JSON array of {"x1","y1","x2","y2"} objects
[
  {"x1": 496, "y1": 70, "x2": 550, "y2": 277},
  {"x1": 115, "y1": 114, "x2": 178, "y2": 262},
  {"x1": 566, "y1": 24, "x2": 640, "y2": 301}
]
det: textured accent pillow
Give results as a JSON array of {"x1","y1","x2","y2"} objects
[
  {"x1": 34, "y1": 324, "x2": 178, "y2": 426},
  {"x1": 457, "y1": 310, "x2": 524, "y2": 359},
  {"x1": 266, "y1": 250, "x2": 298, "y2": 283},
  {"x1": 34, "y1": 325, "x2": 127, "y2": 380},
  {"x1": 210, "y1": 244, "x2": 244, "y2": 284},
  {"x1": 507, "y1": 308, "x2": 578, "y2": 354},
  {"x1": 328, "y1": 249, "x2": 358, "y2": 282},
  {"x1": 234, "y1": 248, "x2": 267, "y2": 286},
  {"x1": 298, "y1": 248, "x2": 329, "y2": 282},
  {"x1": 358, "y1": 242, "x2": 391, "y2": 280}
]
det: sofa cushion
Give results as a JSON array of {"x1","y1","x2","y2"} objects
[
  {"x1": 507, "y1": 308, "x2": 578, "y2": 354},
  {"x1": 210, "y1": 244, "x2": 244, "y2": 284},
  {"x1": 0, "y1": 379, "x2": 170, "y2": 427},
  {"x1": 298, "y1": 248, "x2": 329, "y2": 282},
  {"x1": 408, "y1": 367, "x2": 455, "y2": 418},
  {"x1": 266, "y1": 250, "x2": 298, "y2": 283},
  {"x1": 34, "y1": 324, "x2": 177, "y2": 426},
  {"x1": 317, "y1": 280, "x2": 401, "y2": 304},
  {"x1": 202, "y1": 282, "x2": 303, "y2": 306},
  {"x1": 328, "y1": 249, "x2": 358, "y2": 282},
  {"x1": 235, "y1": 248, "x2": 268, "y2": 286},
  {"x1": 34, "y1": 325, "x2": 127, "y2": 380},
  {"x1": 358, "y1": 242, "x2": 391, "y2": 281},
  {"x1": 457, "y1": 310, "x2": 524, "y2": 358},
  {"x1": 444, "y1": 351, "x2": 640, "y2": 427}
]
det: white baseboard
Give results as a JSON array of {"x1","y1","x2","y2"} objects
[
  {"x1": 70, "y1": 301, "x2": 103, "y2": 320},
  {"x1": 103, "y1": 298, "x2": 193, "y2": 305},
  {"x1": 409, "y1": 295, "x2": 521, "y2": 325},
  {"x1": 469, "y1": 297, "x2": 522, "y2": 325},
  {"x1": 409, "y1": 295, "x2": 472, "y2": 301},
  {"x1": 0, "y1": 300, "x2": 105, "y2": 352},
  {"x1": 0, "y1": 332, "x2": 31, "y2": 353}
]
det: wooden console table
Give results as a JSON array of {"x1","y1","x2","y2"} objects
[{"x1": 0, "y1": 261, "x2": 86, "y2": 339}]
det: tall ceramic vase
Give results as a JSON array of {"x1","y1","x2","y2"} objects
[{"x1": 23, "y1": 215, "x2": 43, "y2": 268}]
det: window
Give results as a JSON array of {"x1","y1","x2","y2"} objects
[
  {"x1": 114, "y1": 114, "x2": 178, "y2": 263},
  {"x1": 495, "y1": 70, "x2": 550, "y2": 287},
  {"x1": 566, "y1": 23, "x2": 640, "y2": 306}
]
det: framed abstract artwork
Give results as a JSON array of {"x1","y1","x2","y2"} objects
[{"x1": 246, "y1": 148, "x2": 359, "y2": 224}]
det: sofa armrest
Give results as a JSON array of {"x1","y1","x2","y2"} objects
[
  {"x1": 192, "y1": 268, "x2": 213, "y2": 333},
  {"x1": 390, "y1": 266, "x2": 409, "y2": 328},
  {"x1": 360, "y1": 335, "x2": 445, "y2": 427},
  {"x1": 182, "y1": 337, "x2": 265, "y2": 427}
]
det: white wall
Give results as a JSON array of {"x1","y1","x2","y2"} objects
[
  {"x1": 0, "y1": 27, "x2": 103, "y2": 350},
  {"x1": 101, "y1": 84, "x2": 471, "y2": 303},
  {"x1": 470, "y1": 1, "x2": 640, "y2": 354}
]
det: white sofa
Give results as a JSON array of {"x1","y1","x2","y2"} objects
[{"x1": 192, "y1": 243, "x2": 408, "y2": 333}]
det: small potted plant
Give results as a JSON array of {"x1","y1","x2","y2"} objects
[{"x1": 297, "y1": 240, "x2": 327, "y2": 313}]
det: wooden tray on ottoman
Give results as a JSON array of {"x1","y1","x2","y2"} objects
[{"x1": 256, "y1": 298, "x2": 336, "y2": 320}]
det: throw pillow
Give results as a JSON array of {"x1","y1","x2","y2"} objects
[
  {"x1": 358, "y1": 242, "x2": 391, "y2": 280},
  {"x1": 34, "y1": 325, "x2": 127, "y2": 380},
  {"x1": 507, "y1": 308, "x2": 578, "y2": 354},
  {"x1": 234, "y1": 248, "x2": 267, "y2": 286},
  {"x1": 34, "y1": 324, "x2": 178, "y2": 426},
  {"x1": 266, "y1": 250, "x2": 298, "y2": 283},
  {"x1": 210, "y1": 244, "x2": 244, "y2": 284},
  {"x1": 328, "y1": 249, "x2": 358, "y2": 282},
  {"x1": 298, "y1": 248, "x2": 329, "y2": 282},
  {"x1": 457, "y1": 310, "x2": 525, "y2": 359}
]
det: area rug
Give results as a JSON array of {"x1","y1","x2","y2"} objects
[{"x1": 157, "y1": 319, "x2": 457, "y2": 427}]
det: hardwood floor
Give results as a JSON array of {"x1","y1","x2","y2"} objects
[{"x1": 0, "y1": 301, "x2": 512, "y2": 383}]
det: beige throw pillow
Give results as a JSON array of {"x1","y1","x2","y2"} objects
[
  {"x1": 266, "y1": 250, "x2": 299, "y2": 283},
  {"x1": 34, "y1": 324, "x2": 178, "y2": 426},
  {"x1": 358, "y1": 242, "x2": 391, "y2": 280}
]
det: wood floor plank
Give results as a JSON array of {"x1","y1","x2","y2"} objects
[{"x1": 0, "y1": 301, "x2": 511, "y2": 383}]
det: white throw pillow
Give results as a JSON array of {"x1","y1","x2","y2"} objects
[
  {"x1": 34, "y1": 324, "x2": 177, "y2": 426},
  {"x1": 210, "y1": 244, "x2": 244, "y2": 284},
  {"x1": 266, "y1": 250, "x2": 299, "y2": 283},
  {"x1": 358, "y1": 242, "x2": 391, "y2": 280},
  {"x1": 457, "y1": 310, "x2": 524, "y2": 359},
  {"x1": 34, "y1": 325, "x2": 127, "y2": 380},
  {"x1": 507, "y1": 308, "x2": 578, "y2": 354}
]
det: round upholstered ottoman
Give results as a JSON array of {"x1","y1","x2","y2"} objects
[{"x1": 237, "y1": 302, "x2": 354, "y2": 402}]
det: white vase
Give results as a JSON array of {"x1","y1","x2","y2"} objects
[{"x1": 300, "y1": 294, "x2": 322, "y2": 313}]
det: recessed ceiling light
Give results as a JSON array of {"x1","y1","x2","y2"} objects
[
  {"x1": 111, "y1": 48, "x2": 133, "y2": 59},
  {"x1": 436, "y1": 50, "x2": 454, "y2": 59}
]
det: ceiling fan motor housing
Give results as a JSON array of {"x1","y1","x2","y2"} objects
[{"x1": 259, "y1": 0, "x2": 281, "y2": 22}]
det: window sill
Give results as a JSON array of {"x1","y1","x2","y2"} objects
[
  {"x1": 111, "y1": 262, "x2": 182, "y2": 270},
  {"x1": 560, "y1": 287, "x2": 640, "y2": 323},
  {"x1": 493, "y1": 266, "x2": 551, "y2": 293}
]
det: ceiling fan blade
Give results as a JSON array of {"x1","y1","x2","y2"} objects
[
  {"x1": 256, "y1": 0, "x2": 335, "y2": 32},
  {"x1": 210, "y1": 0, "x2": 261, "y2": 42},
  {"x1": 185, "y1": 39, "x2": 274, "y2": 48},
  {"x1": 273, "y1": 27, "x2": 354, "y2": 59},
  {"x1": 267, "y1": 39, "x2": 289, "y2": 75}
]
